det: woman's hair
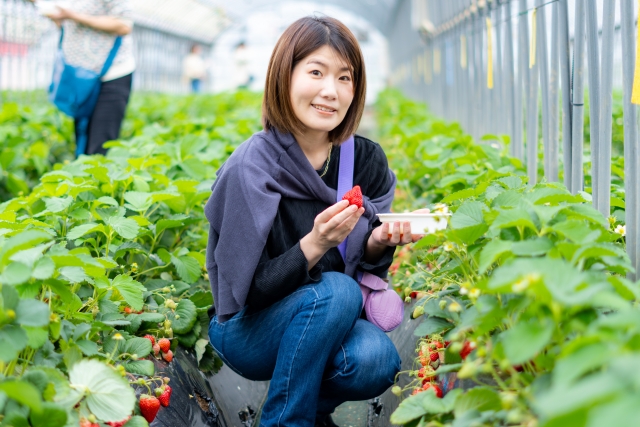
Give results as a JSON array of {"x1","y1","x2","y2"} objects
[{"x1": 262, "y1": 16, "x2": 366, "y2": 145}]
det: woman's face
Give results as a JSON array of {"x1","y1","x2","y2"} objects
[{"x1": 289, "y1": 45, "x2": 354, "y2": 140}]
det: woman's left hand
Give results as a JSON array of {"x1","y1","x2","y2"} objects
[{"x1": 370, "y1": 208, "x2": 431, "y2": 247}]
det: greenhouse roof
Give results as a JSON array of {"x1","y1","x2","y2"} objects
[{"x1": 131, "y1": 0, "x2": 400, "y2": 43}]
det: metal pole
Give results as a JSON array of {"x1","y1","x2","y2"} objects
[
  {"x1": 504, "y1": 0, "x2": 518, "y2": 157},
  {"x1": 571, "y1": 0, "x2": 586, "y2": 194},
  {"x1": 524, "y1": 0, "x2": 539, "y2": 185},
  {"x1": 536, "y1": 0, "x2": 552, "y2": 182},
  {"x1": 558, "y1": 0, "x2": 573, "y2": 191},
  {"x1": 548, "y1": 1, "x2": 560, "y2": 183},
  {"x1": 596, "y1": 0, "x2": 615, "y2": 218},
  {"x1": 620, "y1": 0, "x2": 639, "y2": 279},
  {"x1": 585, "y1": 0, "x2": 600, "y2": 209}
]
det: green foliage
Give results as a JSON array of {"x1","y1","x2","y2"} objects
[
  {"x1": 381, "y1": 90, "x2": 636, "y2": 427},
  {"x1": 0, "y1": 90, "x2": 262, "y2": 425}
]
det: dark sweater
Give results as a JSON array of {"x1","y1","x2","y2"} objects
[{"x1": 217, "y1": 135, "x2": 395, "y2": 320}]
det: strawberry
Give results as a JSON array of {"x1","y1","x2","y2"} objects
[
  {"x1": 429, "y1": 352, "x2": 439, "y2": 362},
  {"x1": 106, "y1": 416, "x2": 131, "y2": 427},
  {"x1": 158, "y1": 338, "x2": 171, "y2": 353},
  {"x1": 139, "y1": 394, "x2": 161, "y2": 423},
  {"x1": 434, "y1": 341, "x2": 444, "y2": 349},
  {"x1": 158, "y1": 385, "x2": 172, "y2": 407},
  {"x1": 162, "y1": 349, "x2": 173, "y2": 362},
  {"x1": 460, "y1": 341, "x2": 475, "y2": 360},
  {"x1": 153, "y1": 343, "x2": 160, "y2": 356},
  {"x1": 79, "y1": 419, "x2": 99, "y2": 427},
  {"x1": 342, "y1": 185, "x2": 363, "y2": 208},
  {"x1": 144, "y1": 335, "x2": 155, "y2": 346},
  {"x1": 410, "y1": 291, "x2": 418, "y2": 298},
  {"x1": 124, "y1": 307, "x2": 132, "y2": 314},
  {"x1": 422, "y1": 383, "x2": 443, "y2": 398}
]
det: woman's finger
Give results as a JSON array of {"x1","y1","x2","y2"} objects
[
  {"x1": 316, "y1": 200, "x2": 350, "y2": 223},
  {"x1": 400, "y1": 222, "x2": 413, "y2": 244}
]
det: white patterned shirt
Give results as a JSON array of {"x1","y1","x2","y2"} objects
[{"x1": 61, "y1": 0, "x2": 135, "y2": 81}]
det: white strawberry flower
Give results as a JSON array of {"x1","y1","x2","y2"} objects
[
  {"x1": 443, "y1": 242, "x2": 454, "y2": 252},
  {"x1": 615, "y1": 224, "x2": 626, "y2": 237}
]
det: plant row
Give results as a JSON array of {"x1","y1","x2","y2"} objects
[
  {"x1": 377, "y1": 89, "x2": 637, "y2": 427},
  {"x1": 0, "y1": 91, "x2": 263, "y2": 426}
]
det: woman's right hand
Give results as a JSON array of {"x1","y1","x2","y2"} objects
[{"x1": 300, "y1": 200, "x2": 365, "y2": 269}]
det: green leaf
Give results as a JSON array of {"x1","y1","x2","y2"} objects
[
  {"x1": 499, "y1": 318, "x2": 554, "y2": 365},
  {"x1": 122, "y1": 360, "x2": 155, "y2": 376},
  {"x1": 0, "y1": 325, "x2": 28, "y2": 362},
  {"x1": 441, "y1": 188, "x2": 476, "y2": 203},
  {"x1": 108, "y1": 217, "x2": 139, "y2": 240},
  {"x1": 16, "y1": 299, "x2": 49, "y2": 327},
  {"x1": 111, "y1": 275, "x2": 145, "y2": 311},
  {"x1": 0, "y1": 380, "x2": 42, "y2": 413},
  {"x1": 451, "y1": 202, "x2": 485, "y2": 229},
  {"x1": 450, "y1": 224, "x2": 488, "y2": 245},
  {"x1": 453, "y1": 387, "x2": 501, "y2": 417},
  {"x1": 171, "y1": 254, "x2": 201, "y2": 283},
  {"x1": 29, "y1": 401, "x2": 68, "y2": 427},
  {"x1": 390, "y1": 391, "x2": 430, "y2": 424},
  {"x1": 123, "y1": 192, "x2": 152, "y2": 212},
  {"x1": 551, "y1": 220, "x2": 600, "y2": 244},
  {"x1": 24, "y1": 326, "x2": 49, "y2": 349},
  {"x1": 195, "y1": 339, "x2": 209, "y2": 363},
  {"x1": 478, "y1": 239, "x2": 512, "y2": 273},
  {"x1": 32, "y1": 257, "x2": 55, "y2": 280},
  {"x1": 491, "y1": 208, "x2": 538, "y2": 232},
  {"x1": 123, "y1": 337, "x2": 152, "y2": 358},
  {"x1": 68, "y1": 359, "x2": 135, "y2": 421},
  {"x1": 0, "y1": 261, "x2": 32, "y2": 285},
  {"x1": 156, "y1": 215, "x2": 188, "y2": 235},
  {"x1": 66, "y1": 223, "x2": 103, "y2": 240},
  {"x1": 123, "y1": 415, "x2": 150, "y2": 427},
  {"x1": 413, "y1": 316, "x2": 453, "y2": 336},
  {"x1": 58, "y1": 267, "x2": 89, "y2": 283},
  {"x1": 511, "y1": 237, "x2": 554, "y2": 256},
  {"x1": 0, "y1": 230, "x2": 52, "y2": 267},
  {"x1": 168, "y1": 299, "x2": 198, "y2": 334},
  {"x1": 137, "y1": 312, "x2": 166, "y2": 323},
  {"x1": 190, "y1": 290, "x2": 213, "y2": 308},
  {"x1": 43, "y1": 197, "x2": 73, "y2": 213},
  {"x1": 76, "y1": 339, "x2": 99, "y2": 356}
]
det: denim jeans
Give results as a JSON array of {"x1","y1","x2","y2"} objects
[{"x1": 208, "y1": 272, "x2": 401, "y2": 427}]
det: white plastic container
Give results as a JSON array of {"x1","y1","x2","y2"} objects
[{"x1": 376, "y1": 213, "x2": 451, "y2": 235}]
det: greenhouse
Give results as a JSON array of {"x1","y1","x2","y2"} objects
[{"x1": 0, "y1": 0, "x2": 639, "y2": 426}]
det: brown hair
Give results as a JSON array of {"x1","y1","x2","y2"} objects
[{"x1": 262, "y1": 16, "x2": 366, "y2": 145}]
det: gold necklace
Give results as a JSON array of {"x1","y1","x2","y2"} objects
[{"x1": 318, "y1": 142, "x2": 333, "y2": 178}]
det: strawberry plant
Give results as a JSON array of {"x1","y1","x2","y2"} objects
[{"x1": 379, "y1": 90, "x2": 638, "y2": 427}]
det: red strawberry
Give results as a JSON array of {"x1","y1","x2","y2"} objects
[
  {"x1": 342, "y1": 185, "x2": 363, "y2": 208},
  {"x1": 434, "y1": 341, "x2": 444, "y2": 349},
  {"x1": 144, "y1": 335, "x2": 156, "y2": 346},
  {"x1": 460, "y1": 341, "x2": 475, "y2": 360},
  {"x1": 139, "y1": 394, "x2": 161, "y2": 423},
  {"x1": 106, "y1": 416, "x2": 131, "y2": 427},
  {"x1": 80, "y1": 419, "x2": 99, "y2": 427},
  {"x1": 422, "y1": 383, "x2": 443, "y2": 398},
  {"x1": 158, "y1": 338, "x2": 170, "y2": 353},
  {"x1": 158, "y1": 385, "x2": 172, "y2": 407},
  {"x1": 429, "y1": 352, "x2": 439, "y2": 362},
  {"x1": 153, "y1": 343, "x2": 161, "y2": 356},
  {"x1": 162, "y1": 349, "x2": 174, "y2": 362},
  {"x1": 410, "y1": 291, "x2": 418, "y2": 298}
]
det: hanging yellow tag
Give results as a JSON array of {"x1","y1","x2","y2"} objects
[
  {"x1": 434, "y1": 48, "x2": 441, "y2": 75},
  {"x1": 461, "y1": 35, "x2": 467, "y2": 69},
  {"x1": 486, "y1": 18, "x2": 494, "y2": 89},
  {"x1": 530, "y1": 8, "x2": 537, "y2": 68},
  {"x1": 632, "y1": 0, "x2": 640, "y2": 104}
]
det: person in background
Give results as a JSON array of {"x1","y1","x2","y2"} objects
[
  {"x1": 233, "y1": 41, "x2": 251, "y2": 89},
  {"x1": 42, "y1": 0, "x2": 135, "y2": 155},
  {"x1": 182, "y1": 43, "x2": 207, "y2": 93}
]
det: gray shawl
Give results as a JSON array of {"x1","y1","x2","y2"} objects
[{"x1": 204, "y1": 129, "x2": 396, "y2": 318}]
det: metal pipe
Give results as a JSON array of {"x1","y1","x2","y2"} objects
[
  {"x1": 548, "y1": 1, "x2": 560, "y2": 183},
  {"x1": 536, "y1": 0, "x2": 552, "y2": 182},
  {"x1": 558, "y1": 0, "x2": 573, "y2": 191},
  {"x1": 571, "y1": 0, "x2": 586, "y2": 194},
  {"x1": 596, "y1": 0, "x2": 615, "y2": 218},
  {"x1": 585, "y1": 0, "x2": 600, "y2": 209},
  {"x1": 504, "y1": 0, "x2": 518, "y2": 157}
]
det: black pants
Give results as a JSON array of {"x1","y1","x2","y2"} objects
[{"x1": 75, "y1": 73, "x2": 132, "y2": 156}]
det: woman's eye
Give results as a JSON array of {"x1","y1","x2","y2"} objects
[
  {"x1": 311, "y1": 70, "x2": 322, "y2": 76},
  {"x1": 339, "y1": 76, "x2": 352, "y2": 81}
]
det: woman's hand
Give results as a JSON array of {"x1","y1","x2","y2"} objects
[
  {"x1": 370, "y1": 208, "x2": 431, "y2": 247},
  {"x1": 44, "y1": 6, "x2": 71, "y2": 21},
  {"x1": 300, "y1": 200, "x2": 365, "y2": 269}
]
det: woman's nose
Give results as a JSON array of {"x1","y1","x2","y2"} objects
[{"x1": 319, "y1": 78, "x2": 338, "y2": 99}]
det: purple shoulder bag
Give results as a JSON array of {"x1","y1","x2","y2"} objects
[{"x1": 336, "y1": 136, "x2": 404, "y2": 332}]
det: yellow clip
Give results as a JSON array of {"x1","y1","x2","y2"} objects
[
  {"x1": 530, "y1": 8, "x2": 537, "y2": 68},
  {"x1": 434, "y1": 48, "x2": 441, "y2": 75},
  {"x1": 461, "y1": 35, "x2": 467, "y2": 69},
  {"x1": 632, "y1": 0, "x2": 640, "y2": 104},
  {"x1": 486, "y1": 18, "x2": 494, "y2": 89}
]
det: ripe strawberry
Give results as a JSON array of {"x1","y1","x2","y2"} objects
[
  {"x1": 158, "y1": 338, "x2": 170, "y2": 353},
  {"x1": 144, "y1": 335, "x2": 156, "y2": 346},
  {"x1": 153, "y1": 343, "x2": 160, "y2": 356},
  {"x1": 460, "y1": 341, "x2": 475, "y2": 360},
  {"x1": 342, "y1": 185, "x2": 363, "y2": 208},
  {"x1": 162, "y1": 349, "x2": 173, "y2": 362},
  {"x1": 434, "y1": 341, "x2": 444, "y2": 349},
  {"x1": 158, "y1": 385, "x2": 172, "y2": 407},
  {"x1": 80, "y1": 419, "x2": 99, "y2": 427},
  {"x1": 106, "y1": 416, "x2": 131, "y2": 427},
  {"x1": 423, "y1": 383, "x2": 443, "y2": 398},
  {"x1": 429, "y1": 352, "x2": 439, "y2": 362},
  {"x1": 419, "y1": 356, "x2": 429, "y2": 366},
  {"x1": 124, "y1": 307, "x2": 132, "y2": 314},
  {"x1": 139, "y1": 394, "x2": 161, "y2": 423},
  {"x1": 410, "y1": 291, "x2": 418, "y2": 298}
]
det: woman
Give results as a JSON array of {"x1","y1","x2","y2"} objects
[
  {"x1": 182, "y1": 43, "x2": 207, "y2": 93},
  {"x1": 44, "y1": 0, "x2": 135, "y2": 155},
  {"x1": 205, "y1": 16, "x2": 423, "y2": 427}
]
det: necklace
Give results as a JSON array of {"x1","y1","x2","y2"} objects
[{"x1": 318, "y1": 142, "x2": 333, "y2": 178}]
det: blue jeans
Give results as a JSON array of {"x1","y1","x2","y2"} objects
[
  {"x1": 191, "y1": 78, "x2": 201, "y2": 93},
  {"x1": 208, "y1": 272, "x2": 401, "y2": 427}
]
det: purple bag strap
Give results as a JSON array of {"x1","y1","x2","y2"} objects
[{"x1": 336, "y1": 136, "x2": 354, "y2": 261}]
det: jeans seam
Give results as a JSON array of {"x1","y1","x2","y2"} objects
[
  {"x1": 323, "y1": 345, "x2": 347, "y2": 382},
  {"x1": 276, "y1": 287, "x2": 319, "y2": 427}
]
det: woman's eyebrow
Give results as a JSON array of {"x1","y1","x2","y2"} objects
[{"x1": 307, "y1": 59, "x2": 351, "y2": 72}]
